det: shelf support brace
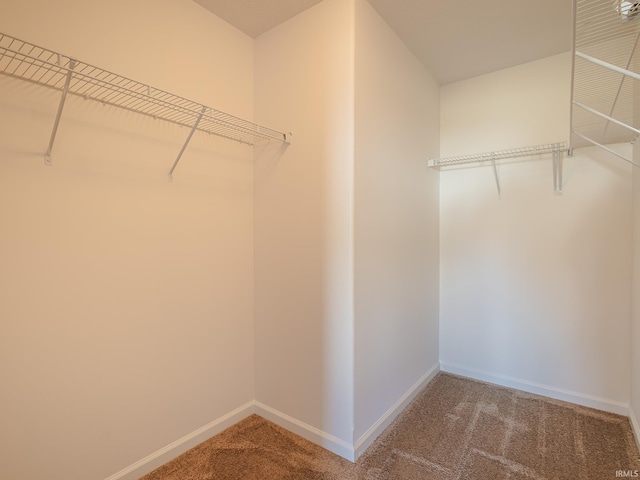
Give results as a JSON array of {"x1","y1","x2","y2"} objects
[
  {"x1": 552, "y1": 146, "x2": 563, "y2": 193},
  {"x1": 491, "y1": 155, "x2": 501, "y2": 196},
  {"x1": 573, "y1": 101, "x2": 640, "y2": 136},
  {"x1": 552, "y1": 150, "x2": 557, "y2": 192},
  {"x1": 575, "y1": 51, "x2": 640, "y2": 81},
  {"x1": 44, "y1": 59, "x2": 75, "y2": 166},
  {"x1": 572, "y1": 131, "x2": 640, "y2": 168},
  {"x1": 168, "y1": 105, "x2": 207, "y2": 181},
  {"x1": 601, "y1": 29, "x2": 640, "y2": 140}
]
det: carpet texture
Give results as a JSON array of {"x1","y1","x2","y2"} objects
[{"x1": 140, "y1": 373, "x2": 640, "y2": 479}]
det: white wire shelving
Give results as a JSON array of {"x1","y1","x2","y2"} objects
[
  {"x1": 570, "y1": 0, "x2": 640, "y2": 168},
  {"x1": 428, "y1": 142, "x2": 567, "y2": 194},
  {"x1": 0, "y1": 32, "x2": 291, "y2": 179}
]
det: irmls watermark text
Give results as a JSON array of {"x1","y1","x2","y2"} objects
[{"x1": 616, "y1": 471, "x2": 639, "y2": 478}]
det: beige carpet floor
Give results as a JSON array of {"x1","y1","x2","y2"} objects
[{"x1": 140, "y1": 373, "x2": 640, "y2": 479}]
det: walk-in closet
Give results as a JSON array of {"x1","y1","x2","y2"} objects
[{"x1": 1, "y1": 1, "x2": 639, "y2": 479}]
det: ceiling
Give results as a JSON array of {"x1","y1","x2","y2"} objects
[
  {"x1": 193, "y1": 0, "x2": 324, "y2": 38},
  {"x1": 193, "y1": 0, "x2": 573, "y2": 85}
]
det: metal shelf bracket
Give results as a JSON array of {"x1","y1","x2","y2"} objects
[
  {"x1": 44, "y1": 59, "x2": 75, "y2": 166},
  {"x1": 168, "y1": 105, "x2": 207, "y2": 182},
  {"x1": 552, "y1": 146, "x2": 564, "y2": 193},
  {"x1": 490, "y1": 156, "x2": 501, "y2": 196}
]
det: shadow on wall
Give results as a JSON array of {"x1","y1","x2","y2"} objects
[{"x1": 253, "y1": 127, "x2": 355, "y2": 453}]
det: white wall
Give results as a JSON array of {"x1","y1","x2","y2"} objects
[
  {"x1": 631, "y1": 55, "x2": 640, "y2": 446},
  {"x1": 0, "y1": 2, "x2": 256, "y2": 479},
  {"x1": 440, "y1": 53, "x2": 633, "y2": 413},
  {"x1": 353, "y1": 0, "x2": 439, "y2": 454},
  {"x1": 631, "y1": 143, "x2": 640, "y2": 443},
  {"x1": 253, "y1": 0, "x2": 355, "y2": 456}
]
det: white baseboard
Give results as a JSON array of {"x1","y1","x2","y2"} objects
[
  {"x1": 104, "y1": 402, "x2": 255, "y2": 480},
  {"x1": 103, "y1": 367, "x2": 636, "y2": 480},
  {"x1": 354, "y1": 361, "x2": 440, "y2": 460},
  {"x1": 630, "y1": 406, "x2": 640, "y2": 452},
  {"x1": 440, "y1": 362, "x2": 629, "y2": 416},
  {"x1": 254, "y1": 401, "x2": 355, "y2": 461}
]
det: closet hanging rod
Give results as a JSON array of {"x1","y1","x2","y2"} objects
[
  {"x1": 0, "y1": 32, "x2": 291, "y2": 175},
  {"x1": 427, "y1": 142, "x2": 567, "y2": 168}
]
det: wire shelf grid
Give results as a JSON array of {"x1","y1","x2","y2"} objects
[
  {"x1": 0, "y1": 32, "x2": 289, "y2": 147},
  {"x1": 428, "y1": 143, "x2": 567, "y2": 168},
  {"x1": 570, "y1": 0, "x2": 640, "y2": 159}
]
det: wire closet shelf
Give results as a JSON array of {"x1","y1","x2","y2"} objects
[
  {"x1": 570, "y1": 0, "x2": 640, "y2": 167},
  {"x1": 428, "y1": 143, "x2": 566, "y2": 168},
  {"x1": 0, "y1": 32, "x2": 291, "y2": 177},
  {"x1": 428, "y1": 142, "x2": 567, "y2": 195}
]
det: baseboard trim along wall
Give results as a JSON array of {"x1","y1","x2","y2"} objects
[
  {"x1": 105, "y1": 364, "x2": 634, "y2": 479},
  {"x1": 107, "y1": 364, "x2": 445, "y2": 480},
  {"x1": 630, "y1": 406, "x2": 640, "y2": 452},
  {"x1": 104, "y1": 402, "x2": 255, "y2": 480},
  {"x1": 440, "y1": 362, "x2": 629, "y2": 416},
  {"x1": 253, "y1": 401, "x2": 356, "y2": 462},
  {"x1": 354, "y1": 362, "x2": 440, "y2": 460}
]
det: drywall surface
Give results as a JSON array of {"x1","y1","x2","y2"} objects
[
  {"x1": 353, "y1": 0, "x2": 440, "y2": 447},
  {"x1": 0, "y1": 1, "x2": 256, "y2": 479},
  {"x1": 632, "y1": 144, "x2": 640, "y2": 440},
  {"x1": 440, "y1": 53, "x2": 633, "y2": 412},
  {"x1": 253, "y1": 0, "x2": 355, "y2": 454}
]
